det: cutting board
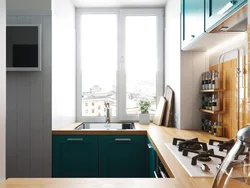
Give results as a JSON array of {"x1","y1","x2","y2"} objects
[
  {"x1": 153, "y1": 96, "x2": 167, "y2": 125},
  {"x1": 162, "y1": 85, "x2": 174, "y2": 127}
]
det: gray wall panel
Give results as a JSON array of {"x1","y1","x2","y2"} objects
[
  {"x1": 30, "y1": 72, "x2": 44, "y2": 177},
  {"x1": 29, "y1": 15, "x2": 44, "y2": 178},
  {"x1": 17, "y1": 73, "x2": 31, "y2": 177},
  {"x1": 6, "y1": 13, "x2": 52, "y2": 178},
  {"x1": 17, "y1": 15, "x2": 30, "y2": 24},
  {"x1": 42, "y1": 15, "x2": 52, "y2": 176},
  {"x1": 6, "y1": 16, "x2": 17, "y2": 24},
  {"x1": 6, "y1": 73, "x2": 18, "y2": 178}
]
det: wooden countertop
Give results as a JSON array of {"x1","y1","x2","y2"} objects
[{"x1": 1, "y1": 123, "x2": 247, "y2": 188}]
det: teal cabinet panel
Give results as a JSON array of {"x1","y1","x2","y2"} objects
[
  {"x1": 99, "y1": 135, "x2": 147, "y2": 177},
  {"x1": 147, "y1": 138, "x2": 156, "y2": 177},
  {"x1": 52, "y1": 135, "x2": 99, "y2": 177},
  {"x1": 182, "y1": 0, "x2": 205, "y2": 42},
  {"x1": 205, "y1": 0, "x2": 247, "y2": 31}
]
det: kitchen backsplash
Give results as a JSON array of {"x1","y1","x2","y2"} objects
[{"x1": 209, "y1": 56, "x2": 248, "y2": 139}]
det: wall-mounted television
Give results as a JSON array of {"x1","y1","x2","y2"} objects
[{"x1": 6, "y1": 24, "x2": 42, "y2": 71}]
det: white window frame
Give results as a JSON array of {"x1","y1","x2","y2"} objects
[{"x1": 76, "y1": 8, "x2": 164, "y2": 122}]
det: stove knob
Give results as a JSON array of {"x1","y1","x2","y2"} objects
[
  {"x1": 200, "y1": 164, "x2": 210, "y2": 172},
  {"x1": 216, "y1": 163, "x2": 221, "y2": 170}
]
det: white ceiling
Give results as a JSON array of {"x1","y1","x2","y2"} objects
[{"x1": 70, "y1": 0, "x2": 167, "y2": 8}]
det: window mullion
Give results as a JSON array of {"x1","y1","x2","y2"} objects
[{"x1": 117, "y1": 10, "x2": 126, "y2": 121}]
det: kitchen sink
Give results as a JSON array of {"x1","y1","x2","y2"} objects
[{"x1": 75, "y1": 122, "x2": 135, "y2": 130}]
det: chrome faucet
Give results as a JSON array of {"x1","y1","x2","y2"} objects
[{"x1": 104, "y1": 102, "x2": 110, "y2": 123}]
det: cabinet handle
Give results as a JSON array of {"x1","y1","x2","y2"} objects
[
  {"x1": 67, "y1": 138, "x2": 84, "y2": 141},
  {"x1": 148, "y1": 143, "x2": 153, "y2": 149},
  {"x1": 154, "y1": 171, "x2": 159, "y2": 178},
  {"x1": 160, "y1": 170, "x2": 168, "y2": 178},
  {"x1": 191, "y1": 35, "x2": 195, "y2": 38},
  {"x1": 115, "y1": 138, "x2": 131, "y2": 142}
]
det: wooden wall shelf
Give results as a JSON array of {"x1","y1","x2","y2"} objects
[
  {"x1": 199, "y1": 109, "x2": 225, "y2": 114},
  {"x1": 200, "y1": 89, "x2": 225, "y2": 93}
]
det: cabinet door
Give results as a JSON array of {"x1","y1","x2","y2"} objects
[
  {"x1": 147, "y1": 138, "x2": 156, "y2": 177},
  {"x1": 100, "y1": 135, "x2": 146, "y2": 177},
  {"x1": 205, "y1": 0, "x2": 246, "y2": 31},
  {"x1": 52, "y1": 135, "x2": 99, "y2": 177},
  {"x1": 182, "y1": 0, "x2": 205, "y2": 45}
]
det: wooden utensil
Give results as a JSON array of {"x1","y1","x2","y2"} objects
[
  {"x1": 162, "y1": 85, "x2": 174, "y2": 127},
  {"x1": 153, "y1": 96, "x2": 167, "y2": 125}
]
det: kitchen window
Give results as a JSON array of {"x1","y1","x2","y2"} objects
[{"x1": 76, "y1": 9, "x2": 164, "y2": 122}]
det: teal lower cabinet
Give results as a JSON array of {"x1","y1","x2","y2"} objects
[
  {"x1": 147, "y1": 138, "x2": 156, "y2": 177},
  {"x1": 99, "y1": 135, "x2": 147, "y2": 177},
  {"x1": 52, "y1": 135, "x2": 99, "y2": 177}
]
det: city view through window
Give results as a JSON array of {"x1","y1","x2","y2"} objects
[{"x1": 80, "y1": 14, "x2": 157, "y2": 117}]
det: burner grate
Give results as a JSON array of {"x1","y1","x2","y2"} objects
[
  {"x1": 209, "y1": 139, "x2": 235, "y2": 152},
  {"x1": 172, "y1": 137, "x2": 208, "y2": 152},
  {"x1": 182, "y1": 148, "x2": 224, "y2": 165},
  {"x1": 197, "y1": 156, "x2": 212, "y2": 162}
]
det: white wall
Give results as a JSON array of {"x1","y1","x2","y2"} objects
[
  {"x1": 0, "y1": 0, "x2": 6, "y2": 183},
  {"x1": 165, "y1": 0, "x2": 181, "y2": 128},
  {"x1": 52, "y1": 0, "x2": 76, "y2": 129},
  {"x1": 6, "y1": 0, "x2": 51, "y2": 11},
  {"x1": 165, "y1": 0, "x2": 208, "y2": 129},
  {"x1": 181, "y1": 52, "x2": 208, "y2": 130},
  {"x1": 208, "y1": 33, "x2": 247, "y2": 66}
]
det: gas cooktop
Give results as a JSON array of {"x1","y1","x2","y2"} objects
[{"x1": 165, "y1": 138, "x2": 242, "y2": 177}]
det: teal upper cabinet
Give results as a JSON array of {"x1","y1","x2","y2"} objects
[
  {"x1": 52, "y1": 135, "x2": 99, "y2": 177},
  {"x1": 99, "y1": 135, "x2": 146, "y2": 177},
  {"x1": 205, "y1": 0, "x2": 247, "y2": 31},
  {"x1": 182, "y1": 0, "x2": 205, "y2": 48}
]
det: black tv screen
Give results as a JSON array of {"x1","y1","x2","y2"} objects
[
  {"x1": 6, "y1": 25, "x2": 41, "y2": 71},
  {"x1": 13, "y1": 44, "x2": 38, "y2": 67}
]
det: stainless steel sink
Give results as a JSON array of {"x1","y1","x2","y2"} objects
[{"x1": 75, "y1": 122, "x2": 135, "y2": 130}]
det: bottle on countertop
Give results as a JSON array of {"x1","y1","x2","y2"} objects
[{"x1": 214, "y1": 122, "x2": 223, "y2": 137}]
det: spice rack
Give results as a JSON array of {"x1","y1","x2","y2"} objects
[
  {"x1": 200, "y1": 70, "x2": 226, "y2": 136},
  {"x1": 200, "y1": 89, "x2": 226, "y2": 114}
]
